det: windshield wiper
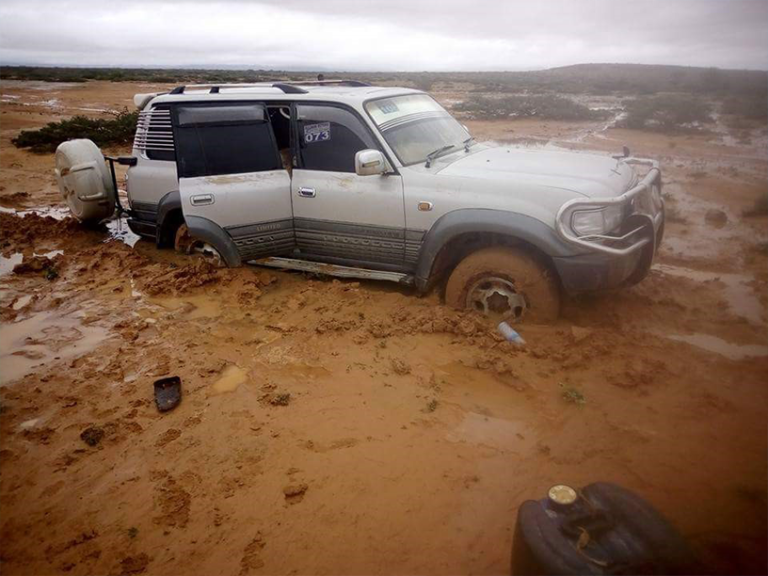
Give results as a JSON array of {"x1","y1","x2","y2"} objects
[
  {"x1": 463, "y1": 136, "x2": 475, "y2": 152},
  {"x1": 424, "y1": 144, "x2": 456, "y2": 168}
]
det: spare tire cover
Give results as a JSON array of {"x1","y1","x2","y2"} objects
[{"x1": 54, "y1": 139, "x2": 116, "y2": 222}]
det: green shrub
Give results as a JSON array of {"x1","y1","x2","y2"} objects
[
  {"x1": 621, "y1": 95, "x2": 711, "y2": 132},
  {"x1": 12, "y1": 108, "x2": 138, "y2": 154},
  {"x1": 721, "y1": 94, "x2": 768, "y2": 121},
  {"x1": 454, "y1": 94, "x2": 607, "y2": 121}
]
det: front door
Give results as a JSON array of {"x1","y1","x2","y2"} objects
[
  {"x1": 174, "y1": 103, "x2": 293, "y2": 261},
  {"x1": 291, "y1": 104, "x2": 405, "y2": 269}
]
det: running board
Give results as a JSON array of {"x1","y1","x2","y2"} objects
[{"x1": 248, "y1": 257, "x2": 414, "y2": 285}]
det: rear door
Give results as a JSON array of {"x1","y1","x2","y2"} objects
[{"x1": 174, "y1": 103, "x2": 294, "y2": 260}]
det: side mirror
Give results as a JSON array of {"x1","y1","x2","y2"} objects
[{"x1": 355, "y1": 149, "x2": 386, "y2": 176}]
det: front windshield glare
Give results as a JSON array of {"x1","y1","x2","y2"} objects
[{"x1": 366, "y1": 94, "x2": 470, "y2": 166}]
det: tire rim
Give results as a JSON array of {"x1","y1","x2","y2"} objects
[
  {"x1": 465, "y1": 276, "x2": 528, "y2": 321},
  {"x1": 191, "y1": 242, "x2": 224, "y2": 267}
]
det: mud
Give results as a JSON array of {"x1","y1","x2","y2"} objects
[{"x1": 0, "y1": 81, "x2": 767, "y2": 575}]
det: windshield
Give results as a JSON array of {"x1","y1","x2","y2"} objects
[{"x1": 365, "y1": 94, "x2": 470, "y2": 166}]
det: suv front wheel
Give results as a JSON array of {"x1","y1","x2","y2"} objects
[{"x1": 444, "y1": 247, "x2": 560, "y2": 324}]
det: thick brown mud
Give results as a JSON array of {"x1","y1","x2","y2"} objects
[{"x1": 1, "y1": 80, "x2": 766, "y2": 575}]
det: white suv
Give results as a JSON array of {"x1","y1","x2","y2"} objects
[{"x1": 54, "y1": 80, "x2": 664, "y2": 322}]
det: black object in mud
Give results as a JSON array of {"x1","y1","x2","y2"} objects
[
  {"x1": 511, "y1": 481, "x2": 701, "y2": 575},
  {"x1": 154, "y1": 376, "x2": 182, "y2": 412}
]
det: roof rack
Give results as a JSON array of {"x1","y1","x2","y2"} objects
[
  {"x1": 168, "y1": 83, "x2": 278, "y2": 95},
  {"x1": 280, "y1": 79, "x2": 371, "y2": 87},
  {"x1": 272, "y1": 83, "x2": 308, "y2": 94},
  {"x1": 166, "y1": 79, "x2": 371, "y2": 96}
]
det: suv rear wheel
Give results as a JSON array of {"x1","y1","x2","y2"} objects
[
  {"x1": 445, "y1": 247, "x2": 560, "y2": 323},
  {"x1": 174, "y1": 223, "x2": 225, "y2": 268}
]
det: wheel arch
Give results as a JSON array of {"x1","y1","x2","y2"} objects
[
  {"x1": 184, "y1": 215, "x2": 242, "y2": 267},
  {"x1": 155, "y1": 190, "x2": 183, "y2": 249},
  {"x1": 414, "y1": 209, "x2": 579, "y2": 293}
]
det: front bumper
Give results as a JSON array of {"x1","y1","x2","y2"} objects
[
  {"x1": 555, "y1": 157, "x2": 663, "y2": 257},
  {"x1": 553, "y1": 157, "x2": 664, "y2": 293},
  {"x1": 552, "y1": 242, "x2": 651, "y2": 293}
]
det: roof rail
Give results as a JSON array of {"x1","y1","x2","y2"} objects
[
  {"x1": 272, "y1": 83, "x2": 309, "y2": 94},
  {"x1": 166, "y1": 79, "x2": 370, "y2": 96},
  {"x1": 281, "y1": 79, "x2": 371, "y2": 87},
  {"x1": 167, "y1": 83, "x2": 279, "y2": 95}
]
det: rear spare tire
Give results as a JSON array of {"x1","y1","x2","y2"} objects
[
  {"x1": 445, "y1": 246, "x2": 560, "y2": 323},
  {"x1": 54, "y1": 139, "x2": 116, "y2": 223}
]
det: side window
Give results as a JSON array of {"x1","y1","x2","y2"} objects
[
  {"x1": 174, "y1": 104, "x2": 282, "y2": 178},
  {"x1": 135, "y1": 104, "x2": 175, "y2": 161},
  {"x1": 296, "y1": 105, "x2": 377, "y2": 173}
]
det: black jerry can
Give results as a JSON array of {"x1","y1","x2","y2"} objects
[{"x1": 511, "y1": 482, "x2": 700, "y2": 575}]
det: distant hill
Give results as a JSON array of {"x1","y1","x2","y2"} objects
[
  {"x1": 1, "y1": 63, "x2": 766, "y2": 98},
  {"x1": 531, "y1": 63, "x2": 767, "y2": 95}
]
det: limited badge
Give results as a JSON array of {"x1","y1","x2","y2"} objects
[{"x1": 304, "y1": 122, "x2": 331, "y2": 143}]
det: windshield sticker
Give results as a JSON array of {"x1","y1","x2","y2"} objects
[
  {"x1": 377, "y1": 100, "x2": 399, "y2": 114},
  {"x1": 304, "y1": 122, "x2": 331, "y2": 143}
]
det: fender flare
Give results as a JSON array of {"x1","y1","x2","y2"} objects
[
  {"x1": 413, "y1": 208, "x2": 581, "y2": 290},
  {"x1": 155, "y1": 190, "x2": 182, "y2": 247},
  {"x1": 184, "y1": 215, "x2": 242, "y2": 267}
]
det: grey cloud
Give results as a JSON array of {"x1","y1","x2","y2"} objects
[{"x1": 0, "y1": 0, "x2": 765, "y2": 70}]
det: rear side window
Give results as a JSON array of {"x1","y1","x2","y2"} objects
[
  {"x1": 135, "y1": 104, "x2": 175, "y2": 161},
  {"x1": 174, "y1": 104, "x2": 282, "y2": 178},
  {"x1": 296, "y1": 105, "x2": 376, "y2": 173}
]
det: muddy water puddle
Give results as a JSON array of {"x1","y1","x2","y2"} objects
[
  {"x1": 212, "y1": 365, "x2": 248, "y2": 394},
  {"x1": 0, "y1": 205, "x2": 70, "y2": 220},
  {"x1": 447, "y1": 411, "x2": 538, "y2": 454},
  {"x1": 12, "y1": 295, "x2": 33, "y2": 310},
  {"x1": 106, "y1": 217, "x2": 140, "y2": 247},
  {"x1": 150, "y1": 294, "x2": 223, "y2": 320},
  {"x1": 654, "y1": 263, "x2": 763, "y2": 323},
  {"x1": 0, "y1": 310, "x2": 111, "y2": 385},
  {"x1": 0, "y1": 250, "x2": 64, "y2": 276},
  {"x1": 0, "y1": 253, "x2": 23, "y2": 276},
  {"x1": 661, "y1": 332, "x2": 768, "y2": 361},
  {"x1": 661, "y1": 181, "x2": 766, "y2": 260},
  {"x1": 438, "y1": 361, "x2": 546, "y2": 453}
]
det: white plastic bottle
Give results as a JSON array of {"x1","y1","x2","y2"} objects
[{"x1": 498, "y1": 321, "x2": 526, "y2": 347}]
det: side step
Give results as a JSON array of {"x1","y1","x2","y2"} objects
[{"x1": 249, "y1": 257, "x2": 413, "y2": 285}]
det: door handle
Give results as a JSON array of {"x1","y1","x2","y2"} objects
[
  {"x1": 190, "y1": 194, "x2": 215, "y2": 206},
  {"x1": 298, "y1": 187, "x2": 316, "y2": 198}
]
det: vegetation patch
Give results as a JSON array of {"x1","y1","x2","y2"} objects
[
  {"x1": 454, "y1": 94, "x2": 608, "y2": 121},
  {"x1": 560, "y1": 384, "x2": 586, "y2": 405},
  {"x1": 721, "y1": 94, "x2": 768, "y2": 122},
  {"x1": 620, "y1": 95, "x2": 711, "y2": 132},
  {"x1": 12, "y1": 109, "x2": 138, "y2": 154}
]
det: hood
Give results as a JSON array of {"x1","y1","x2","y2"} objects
[{"x1": 437, "y1": 146, "x2": 635, "y2": 198}]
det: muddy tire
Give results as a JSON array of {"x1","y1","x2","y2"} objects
[
  {"x1": 444, "y1": 247, "x2": 560, "y2": 323},
  {"x1": 54, "y1": 139, "x2": 116, "y2": 223},
  {"x1": 174, "y1": 223, "x2": 225, "y2": 268},
  {"x1": 173, "y1": 223, "x2": 194, "y2": 254}
]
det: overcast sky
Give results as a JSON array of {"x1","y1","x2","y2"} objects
[{"x1": 1, "y1": 0, "x2": 766, "y2": 71}]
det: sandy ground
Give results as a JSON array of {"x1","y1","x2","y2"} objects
[{"x1": 0, "y1": 81, "x2": 767, "y2": 575}]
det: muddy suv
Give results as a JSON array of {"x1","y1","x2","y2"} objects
[{"x1": 54, "y1": 80, "x2": 664, "y2": 322}]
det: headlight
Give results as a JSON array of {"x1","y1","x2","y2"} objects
[{"x1": 571, "y1": 205, "x2": 623, "y2": 237}]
